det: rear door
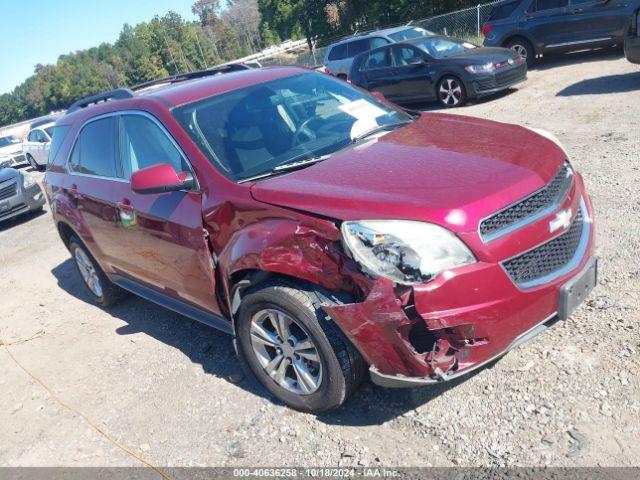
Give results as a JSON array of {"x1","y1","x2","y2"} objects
[
  {"x1": 389, "y1": 45, "x2": 435, "y2": 101},
  {"x1": 111, "y1": 112, "x2": 220, "y2": 314},
  {"x1": 566, "y1": 0, "x2": 629, "y2": 43},
  {"x1": 360, "y1": 48, "x2": 399, "y2": 99},
  {"x1": 66, "y1": 116, "x2": 124, "y2": 268}
]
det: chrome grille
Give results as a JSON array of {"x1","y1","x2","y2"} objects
[
  {"x1": 0, "y1": 181, "x2": 17, "y2": 201},
  {"x1": 480, "y1": 163, "x2": 573, "y2": 241},
  {"x1": 502, "y1": 205, "x2": 585, "y2": 288}
]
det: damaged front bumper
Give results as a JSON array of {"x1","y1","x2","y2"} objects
[{"x1": 323, "y1": 253, "x2": 597, "y2": 388}]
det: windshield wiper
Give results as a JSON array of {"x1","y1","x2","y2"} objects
[
  {"x1": 273, "y1": 154, "x2": 332, "y2": 172},
  {"x1": 237, "y1": 154, "x2": 332, "y2": 183},
  {"x1": 351, "y1": 120, "x2": 412, "y2": 143}
]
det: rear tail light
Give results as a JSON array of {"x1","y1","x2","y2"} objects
[{"x1": 482, "y1": 24, "x2": 494, "y2": 37}]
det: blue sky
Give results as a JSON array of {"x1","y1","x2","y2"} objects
[{"x1": 0, "y1": 0, "x2": 197, "y2": 94}]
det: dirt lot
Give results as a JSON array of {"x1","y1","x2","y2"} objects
[{"x1": 1, "y1": 50, "x2": 639, "y2": 469}]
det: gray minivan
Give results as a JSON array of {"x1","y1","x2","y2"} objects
[{"x1": 323, "y1": 26, "x2": 435, "y2": 78}]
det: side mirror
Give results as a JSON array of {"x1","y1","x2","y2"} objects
[
  {"x1": 39, "y1": 138, "x2": 48, "y2": 143},
  {"x1": 131, "y1": 163, "x2": 194, "y2": 195}
]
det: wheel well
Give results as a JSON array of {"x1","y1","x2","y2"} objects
[
  {"x1": 503, "y1": 35, "x2": 534, "y2": 51},
  {"x1": 57, "y1": 222, "x2": 76, "y2": 249},
  {"x1": 336, "y1": 73, "x2": 348, "y2": 80}
]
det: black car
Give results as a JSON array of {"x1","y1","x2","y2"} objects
[
  {"x1": 625, "y1": 7, "x2": 640, "y2": 63},
  {"x1": 483, "y1": 0, "x2": 639, "y2": 66},
  {"x1": 348, "y1": 36, "x2": 527, "y2": 108}
]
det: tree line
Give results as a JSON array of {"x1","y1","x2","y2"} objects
[{"x1": 0, "y1": 0, "x2": 490, "y2": 127}]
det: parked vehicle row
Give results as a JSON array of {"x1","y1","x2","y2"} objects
[{"x1": 44, "y1": 66, "x2": 596, "y2": 412}]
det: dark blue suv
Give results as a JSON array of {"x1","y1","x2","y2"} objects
[{"x1": 483, "y1": 0, "x2": 640, "y2": 65}]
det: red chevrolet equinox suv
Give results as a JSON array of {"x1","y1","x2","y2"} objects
[{"x1": 44, "y1": 66, "x2": 597, "y2": 412}]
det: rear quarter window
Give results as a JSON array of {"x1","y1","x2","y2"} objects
[{"x1": 47, "y1": 126, "x2": 71, "y2": 168}]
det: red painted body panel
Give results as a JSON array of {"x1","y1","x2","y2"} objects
[{"x1": 44, "y1": 67, "x2": 596, "y2": 385}]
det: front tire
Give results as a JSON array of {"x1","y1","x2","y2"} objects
[
  {"x1": 236, "y1": 280, "x2": 366, "y2": 413},
  {"x1": 26, "y1": 154, "x2": 39, "y2": 171},
  {"x1": 437, "y1": 75, "x2": 467, "y2": 108},
  {"x1": 69, "y1": 236, "x2": 127, "y2": 307}
]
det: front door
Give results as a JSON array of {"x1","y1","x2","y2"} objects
[
  {"x1": 111, "y1": 112, "x2": 220, "y2": 315},
  {"x1": 524, "y1": 0, "x2": 572, "y2": 49},
  {"x1": 389, "y1": 45, "x2": 435, "y2": 102}
]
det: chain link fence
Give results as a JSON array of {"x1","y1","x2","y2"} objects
[{"x1": 260, "y1": 1, "x2": 502, "y2": 68}]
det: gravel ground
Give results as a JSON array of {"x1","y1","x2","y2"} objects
[{"x1": 1, "y1": 49, "x2": 639, "y2": 469}]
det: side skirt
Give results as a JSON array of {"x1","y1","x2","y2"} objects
[{"x1": 111, "y1": 274, "x2": 234, "y2": 336}]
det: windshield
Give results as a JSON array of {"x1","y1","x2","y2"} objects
[
  {"x1": 0, "y1": 136, "x2": 21, "y2": 147},
  {"x1": 414, "y1": 37, "x2": 476, "y2": 59},
  {"x1": 388, "y1": 27, "x2": 434, "y2": 42},
  {"x1": 173, "y1": 72, "x2": 411, "y2": 182}
]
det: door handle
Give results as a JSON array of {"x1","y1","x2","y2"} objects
[{"x1": 571, "y1": 8, "x2": 584, "y2": 13}]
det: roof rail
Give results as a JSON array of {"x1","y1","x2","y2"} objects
[
  {"x1": 131, "y1": 64, "x2": 250, "y2": 92},
  {"x1": 67, "y1": 88, "x2": 134, "y2": 114}
]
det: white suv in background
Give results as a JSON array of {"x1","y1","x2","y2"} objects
[{"x1": 23, "y1": 121, "x2": 55, "y2": 170}]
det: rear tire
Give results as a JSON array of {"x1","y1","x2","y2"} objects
[
  {"x1": 69, "y1": 236, "x2": 128, "y2": 308},
  {"x1": 236, "y1": 279, "x2": 366, "y2": 413},
  {"x1": 505, "y1": 38, "x2": 535, "y2": 67}
]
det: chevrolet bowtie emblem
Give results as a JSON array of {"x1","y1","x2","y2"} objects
[{"x1": 549, "y1": 208, "x2": 573, "y2": 233}]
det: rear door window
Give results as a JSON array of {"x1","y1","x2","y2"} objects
[
  {"x1": 328, "y1": 43, "x2": 348, "y2": 61},
  {"x1": 347, "y1": 39, "x2": 372, "y2": 57},
  {"x1": 362, "y1": 49, "x2": 391, "y2": 70},
  {"x1": 69, "y1": 117, "x2": 119, "y2": 178},
  {"x1": 391, "y1": 46, "x2": 424, "y2": 66},
  {"x1": 531, "y1": 0, "x2": 569, "y2": 11},
  {"x1": 370, "y1": 37, "x2": 390, "y2": 49}
]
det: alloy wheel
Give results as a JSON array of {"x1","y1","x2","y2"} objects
[
  {"x1": 74, "y1": 248, "x2": 103, "y2": 298},
  {"x1": 439, "y1": 78, "x2": 463, "y2": 107},
  {"x1": 510, "y1": 44, "x2": 528, "y2": 61},
  {"x1": 249, "y1": 308, "x2": 322, "y2": 395},
  {"x1": 27, "y1": 155, "x2": 37, "y2": 171}
]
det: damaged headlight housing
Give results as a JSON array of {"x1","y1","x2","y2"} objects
[{"x1": 341, "y1": 220, "x2": 476, "y2": 285}]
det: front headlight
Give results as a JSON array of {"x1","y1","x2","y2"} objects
[
  {"x1": 341, "y1": 220, "x2": 476, "y2": 285},
  {"x1": 22, "y1": 173, "x2": 39, "y2": 189},
  {"x1": 464, "y1": 62, "x2": 495, "y2": 74}
]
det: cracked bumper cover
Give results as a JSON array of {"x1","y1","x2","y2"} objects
[{"x1": 323, "y1": 250, "x2": 596, "y2": 388}]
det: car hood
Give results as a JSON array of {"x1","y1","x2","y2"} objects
[
  {"x1": 448, "y1": 46, "x2": 516, "y2": 64},
  {"x1": 0, "y1": 167, "x2": 19, "y2": 183},
  {"x1": 250, "y1": 114, "x2": 566, "y2": 233}
]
